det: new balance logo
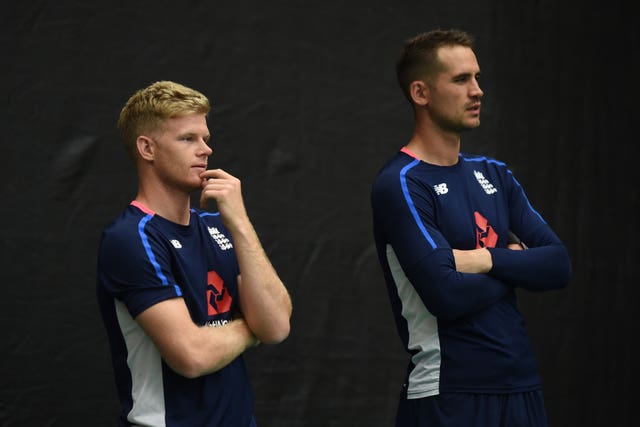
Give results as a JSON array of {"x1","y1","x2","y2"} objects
[
  {"x1": 208, "y1": 227, "x2": 233, "y2": 251},
  {"x1": 170, "y1": 239, "x2": 182, "y2": 249},
  {"x1": 473, "y1": 170, "x2": 497, "y2": 195},
  {"x1": 434, "y1": 183, "x2": 448, "y2": 195}
]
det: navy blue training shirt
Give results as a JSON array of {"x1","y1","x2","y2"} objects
[
  {"x1": 371, "y1": 148, "x2": 571, "y2": 398},
  {"x1": 97, "y1": 201, "x2": 255, "y2": 426}
]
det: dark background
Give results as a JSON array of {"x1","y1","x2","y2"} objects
[{"x1": 1, "y1": 1, "x2": 637, "y2": 426}]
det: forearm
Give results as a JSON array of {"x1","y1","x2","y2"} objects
[
  {"x1": 407, "y1": 249, "x2": 510, "y2": 321},
  {"x1": 185, "y1": 319, "x2": 257, "y2": 378},
  {"x1": 136, "y1": 299, "x2": 258, "y2": 379},
  {"x1": 452, "y1": 248, "x2": 492, "y2": 273},
  {"x1": 452, "y1": 241, "x2": 570, "y2": 291},
  {"x1": 488, "y1": 244, "x2": 572, "y2": 291},
  {"x1": 200, "y1": 169, "x2": 292, "y2": 343},
  {"x1": 231, "y1": 219, "x2": 292, "y2": 344}
]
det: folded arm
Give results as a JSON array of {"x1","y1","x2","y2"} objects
[
  {"x1": 480, "y1": 169, "x2": 572, "y2": 291},
  {"x1": 136, "y1": 297, "x2": 258, "y2": 378},
  {"x1": 403, "y1": 248, "x2": 511, "y2": 322},
  {"x1": 452, "y1": 234, "x2": 571, "y2": 291},
  {"x1": 487, "y1": 243, "x2": 571, "y2": 291}
]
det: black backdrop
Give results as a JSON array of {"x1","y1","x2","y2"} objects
[{"x1": 1, "y1": 1, "x2": 637, "y2": 426}]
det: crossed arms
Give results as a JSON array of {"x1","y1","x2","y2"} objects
[{"x1": 136, "y1": 169, "x2": 292, "y2": 378}]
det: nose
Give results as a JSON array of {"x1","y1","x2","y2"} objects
[
  {"x1": 470, "y1": 79, "x2": 483, "y2": 98},
  {"x1": 199, "y1": 138, "x2": 212, "y2": 156}
]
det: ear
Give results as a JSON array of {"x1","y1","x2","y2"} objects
[
  {"x1": 409, "y1": 80, "x2": 429, "y2": 107},
  {"x1": 136, "y1": 136, "x2": 155, "y2": 161}
]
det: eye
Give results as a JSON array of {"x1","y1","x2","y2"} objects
[{"x1": 453, "y1": 73, "x2": 470, "y2": 83}]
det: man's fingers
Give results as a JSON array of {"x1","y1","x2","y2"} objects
[
  {"x1": 200, "y1": 168, "x2": 232, "y2": 181},
  {"x1": 200, "y1": 176, "x2": 238, "y2": 206}
]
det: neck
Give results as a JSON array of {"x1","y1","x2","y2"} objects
[
  {"x1": 406, "y1": 119, "x2": 461, "y2": 166},
  {"x1": 135, "y1": 177, "x2": 192, "y2": 225}
]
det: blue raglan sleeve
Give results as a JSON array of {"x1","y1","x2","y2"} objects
[
  {"x1": 98, "y1": 217, "x2": 184, "y2": 318},
  {"x1": 487, "y1": 168, "x2": 572, "y2": 291},
  {"x1": 372, "y1": 165, "x2": 511, "y2": 322}
]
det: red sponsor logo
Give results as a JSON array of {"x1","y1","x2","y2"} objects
[
  {"x1": 474, "y1": 211, "x2": 498, "y2": 249},
  {"x1": 206, "y1": 271, "x2": 232, "y2": 315}
]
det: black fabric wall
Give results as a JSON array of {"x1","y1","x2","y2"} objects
[{"x1": 1, "y1": 1, "x2": 637, "y2": 426}]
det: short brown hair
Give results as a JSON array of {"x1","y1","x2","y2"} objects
[
  {"x1": 117, "y1": 81, "x2": 211, "y2": 160},
  {"x1": 396, "y1": 29, "x2": 475, "y2": 102}
]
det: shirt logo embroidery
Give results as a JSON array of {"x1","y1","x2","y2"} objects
[
  {"x1": 208, "y1": 227, "x2": 233, "y2": 250},
  {"x1": 434, "y1": 183, "x2": 449, "y2": 195},
  {"x1": 170, "y1": 239, "x2": 182, "y2": 249},
  {"x1": 473, "y1": 170, "x2": 497, "y2": 195}
]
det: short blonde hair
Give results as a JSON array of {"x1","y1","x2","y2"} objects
[{"x1": 117, "y1": 81, "x2": 211, "y2": 159}]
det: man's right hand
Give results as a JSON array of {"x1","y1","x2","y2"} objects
[{"x1": 199, "y1": 168, "x2": 250, "y2": 232}]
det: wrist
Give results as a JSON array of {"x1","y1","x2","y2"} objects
[{"x1": 482, "y1": 248, "x2": 493, "y2": 273}]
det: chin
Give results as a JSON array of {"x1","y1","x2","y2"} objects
[
  {"x1": 460, "y1": 123, "x2": 480, "y2": 133},
  {"x1": 183, "y1": 181, "x2": 202, "y2": 193}
]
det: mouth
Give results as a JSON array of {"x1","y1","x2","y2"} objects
[{"x1": 467, "y1": 103, "x2": 481, "y2": 115}]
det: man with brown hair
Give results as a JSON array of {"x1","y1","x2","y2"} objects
[{"x1": 371, "y1": 30, "x2": 571, "y2": 426}]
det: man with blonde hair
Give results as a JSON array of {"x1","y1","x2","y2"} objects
[{"x1": 97, "y1": 81, "x2": 292, "y2": 426}]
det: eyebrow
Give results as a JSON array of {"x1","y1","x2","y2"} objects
[
  {"x1": 180, "y1": 132, "x2": 211, "y2": 140},
  {"x1": 452, "y1": 70, "x2": 480, "y2": 80}
]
